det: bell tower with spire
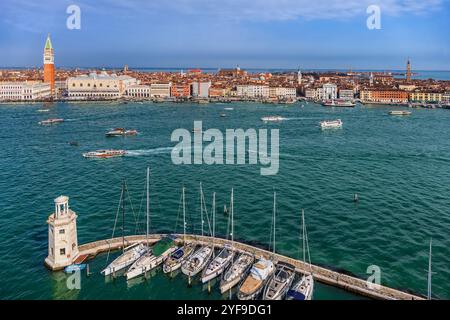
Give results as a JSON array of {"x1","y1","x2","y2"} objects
[
  {"x1": 43, "y1": 34, "x2": 55, "y2": 95},
  {"x1": 406, "y1": 58, "x2": 411, "y2": 83}
]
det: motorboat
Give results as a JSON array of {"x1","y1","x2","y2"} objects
[
  {"x1": 39, "y1": 118, "x2": 64, "y2": 125},
  {"x1": 237, "y1": 257, "x2": 275, "y2": 300},
  {"x1": 262, "y1": 262, "x2": 296, "y2": 300},
  {"x1": 106, "y1": 128, "x2": 138, "y2": 137},
  {"x1": 261, "y1": 116, "x2": 284, "y2": 122},
  {"x1": 201, "y1": 244, "x2": 234, "y2": 283},
  {"x1": 220, "y1": 253, "x2": 254, "y2": 294},
  {"x1": 82, "y1": 149, "x2": 127, "y2": 158},
  {"x1": 322, "y1": 99, "x2": 355, "y2": 107},
  {"x1": 320, "y1": 119, "x2": 343, "y2": 130},
  {"x1": 389, "y1": 110, "x2": 412, "y2": 116}
]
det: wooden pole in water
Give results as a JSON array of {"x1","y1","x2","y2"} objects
[{"x1": 86, "y1": 264, "x2": 90, "y2": 277}]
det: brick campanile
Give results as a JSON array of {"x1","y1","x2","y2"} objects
[{"x1": 43, "y1": 34, "x2": 55, "y2": 95}]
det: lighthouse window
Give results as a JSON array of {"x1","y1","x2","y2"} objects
[
  {"x1": 60, "y1": 248, "x2": 66, "y2": 255},
  {"x1": 59, "y1": 229, "x2": 65, "y2": 234}
]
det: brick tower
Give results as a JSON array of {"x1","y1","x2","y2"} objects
[
  {"x1": 406, "y1": 58, "x2": 411, "y2": 83},
  {"x1": 43, "y1": 34, "x2": 55, "y2": 95}
]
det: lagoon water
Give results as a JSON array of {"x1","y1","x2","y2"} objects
[{"x1": 0, "y1": 101, "x2": 449, "y2": 299}]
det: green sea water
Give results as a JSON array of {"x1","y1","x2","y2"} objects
[{"x1": 0, "y1": 101, "x2": 448, "y2": 300}]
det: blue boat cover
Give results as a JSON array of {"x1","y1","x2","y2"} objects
[
  {"x1": 287, "y1": 290, "x2": 306, "y2": 300},
  {"x1": 172, "y1": 248, "x2": 184, "y2": 259}
]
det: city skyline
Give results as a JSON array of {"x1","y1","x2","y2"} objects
[{"x1": 0, "y1": 0, "x2": 449, "y2": 70}]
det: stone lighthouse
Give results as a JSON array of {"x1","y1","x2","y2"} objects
[{"x1": 45, "y1": 196, "x2": 79, "y2": 270}]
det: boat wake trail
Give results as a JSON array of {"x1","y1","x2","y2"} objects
[{"x1": 126, "y1": 147, "x2": 173, "y2": 157}]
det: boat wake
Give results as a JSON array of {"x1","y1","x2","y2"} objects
[{"x1": 125, "y1": 147, "x2": 173, "y2": 157}]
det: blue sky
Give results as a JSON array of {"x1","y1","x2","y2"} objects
[{"x1": 0, "y1": 0, "x2": 449, "y2": 70}]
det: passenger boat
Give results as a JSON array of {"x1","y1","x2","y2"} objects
[
  {"x1": 322, "y1": 99, "x2": 355, "y2": 107},
  {"x1": 125, "y1": 169, "x2": 177, "y2": 280},
  {"x1": 262, "y1": 262, "x2": 296, "y2": 300},
  {"x1": 201, "y1": 189, "x2": 236, "y2": 283},
  {"x1": 320, "y1": 119, "x2": 342, "y2": 130},
  {"x1": 82, "y1": 149, "x2": 127, "y2": 158},
  {"x1": 106, "y1": 128, "x2": 138, "y2": 137},
  {"x1": 220, "y1": 253, "x2": 254, "y2": 294},
  {"x1": 102, "y1": 181, "x2": 147, "y2": 276},
  {"x1": 286, "y1": 209, "x2": 315, "y2": 300},
  {"x1": 237, "y1": 257, "x2": 275, "y2": 300},
  {"x1": 261, "y1": 116, "x2": 284, "y2": 122},
  {"x1": 389, "y1": 110, "x2": 412, "y2": 116},
  {"x1": 163, "y1": 187, "x2": 195, "y2": 274},
  {"x1": 181, "y1": 183, "x2": 214, "y2": 277},
  {"x1": 238, "y1": 192, "x2": 277, "y2": 300},
  {"x1": 38, "y1": 118, "x2": 64, "y2": 125}
]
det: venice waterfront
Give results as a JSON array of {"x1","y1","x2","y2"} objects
[{"x1": 0, "y1": 101, "x2": 449, "y2": 299}]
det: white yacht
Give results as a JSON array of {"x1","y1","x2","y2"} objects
[{"x1": 320, "y1": 119, "x2": 343, "y2": 130}]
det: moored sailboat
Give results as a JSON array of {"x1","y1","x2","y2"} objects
[
  {"x1": 101, "y1": 181, "x2": 147, "y2": 276},
  {"x1": 201, "y1": 189, "x2": 236, "y2": 283},
  {"x1": 163, "y1": 187, "x2": 195, "y2": 274},
  {"x1": 220, "y1": 253, "x2": 254, "y2": 294},
  {"x1": 286, "y1": 209, "x2": 315, "y2": 300}
]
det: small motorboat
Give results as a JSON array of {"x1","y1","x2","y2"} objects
[
  {"x1": 237, "y1": 257, "x2": 275, "y2": 300},
  {"x1": 261, "y1": 116, "x2": 284, "y2": 122},
  {"x1": 64, "y1": 264, "x2": 87, "y2": 274},
  {"x1": 106, "y1": 128, "x2": 138, "y2": 137},
  {"x1": 320, "y1": 119, "x2": 343, "y2": 130},
  {"x1": 37, "y1": 109, "x2": 50, "y2": 112},
  {"x1": 286, "y1": 274, "x2": 314, "y2": 300},
  {"x1": 220, "y1": 113, "x2": 227, "y2": 117},
  {"x1": 262, "y1": 262, "x2": 296, "y2": 300},
  {"x1": 39, "y1": 118, "x2": 64, "y2": 125},
  {"x1": 224, "y1": 107, "x2": 234, "y2": 111},
  {"x1": 68, "y1": 141, "x2": 79, "y2": 147},
  {"x1": 181, "y1": 245, "x2": 214, "y2": 277},
  {"x1": 201, "y1": 244, "x2": 234, "y2": 283},
  {"x1": 162, "y1": 242, "x2": 196, "y2": 274},
  {"x1": 82, "y1": 149, "x2": 127, "y2": 159},
  {"x1": 389, "y1": 110, "x2": 412, "y2": 116},
  {"x1": 220, "y1": 253, "x2": 254, "y2": 294},
  {"x1": 101, "y1": 243, "x2": 147, "y2": 276}
]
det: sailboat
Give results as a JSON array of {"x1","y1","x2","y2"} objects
[
  {"x1": 125, "y1": 168, "x2": 177, "y2": 280},
  {"x1": 181, "y1": 184, "x2": 214, "y2": 277},
  {"x1": 101, "y1": 180, "x2": 147, "y2": 276},
  {"x1": 201, "y1": 189, "x2": 236, "y2": 283},
  {"x1": 163, "y1": 187, "x2": 195, "y2": 274},
  {"x1": 237, "y1": 192, "x2": 277, "y2": 300},
  {"x1": 286, "y1": 209, "x2": 314, "y2": 300},
  {"x1": 220, "y1": 252, "x2": 254, "y2": 294}
]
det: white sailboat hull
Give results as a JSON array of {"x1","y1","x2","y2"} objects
[
  {"x1": 181, "y1": 246, "x2": 213, "y2": 277},
  {"x1": 201, "y1": 249, "x2": 234, "y2": 283},
  {"x1": 126, "y1": 247, "x2": 176, "y2": 280},
  {"x1": 220, "y1": 254, "x2": 254, "y2": 294},
  {"x1": 101, "y1": 243, "x2": 147, "y2": 276}
]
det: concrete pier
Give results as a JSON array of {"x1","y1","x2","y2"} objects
[{"x1": 75, "y1": 233, "x2": 424, "y2": 300}]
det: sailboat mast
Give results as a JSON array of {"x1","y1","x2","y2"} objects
[
  {"x1": 302, "y1": 209, "x2": 305, "y2": 263},
  {"x1": 428, "y1": 238, "x2": 432, "y2": 300},
  {"x1": 200, "y1": 182, "x2": 204, "y2": 237},
  {"x1": 231, "y1": 188, "x2": 234, "y2": 245},
  {"x1": 273, "y1": 191, "x2": 276, "y2": 254},
  {"x1": 183, "y1": 186, "x2": 186, "y2": 244},
  {"x1": 122, "y1": 180, "x2": 125, "y2": 253},
  {"x1": 146, "y1": 167, "x2": 150, "y2": 249}
]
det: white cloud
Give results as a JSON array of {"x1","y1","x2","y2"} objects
[{"x1": 100, "y1": 0, "x2": 445, "y2": 21}]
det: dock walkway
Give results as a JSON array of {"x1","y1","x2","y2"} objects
[{"x1": 77, "y1": 233, "x2": 424, "y2": 300}]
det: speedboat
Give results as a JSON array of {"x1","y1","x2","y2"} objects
[
  {"x1": 101, "y1": 243, "x2": 147, "y2": 276},
  {"x1": 237, "y1": 257, "x2": 275, "y2": 300},
  {"x1": 389, "y1": 110, "x2": 412, "y2": 116},
  {"x1": 286, "y1": 274, "x2": 314, "y2": 300},
  {"x1": 82, "y1": 149, "x2": 127, "y2": 159},
  {"x1": 162, "y1": 242, "x2": 196, "y2": 274},
  {"x1": 320, "y1": 119, "x2": 343, "y2": 130},
  {"x1": 38, "y1": 118, "x2": 64, "y2": 125},
  {"x1": 220, "y1": 253, "x2": 254, "y2": 294},
  {"x1": 125, "y1": 237, "x2": 178, "y2": 280},
  {"x1": 261, "y1": 116, "x2": 284, "y2": 122},
  {"x1": 181, "y1": 246, "x2": 214, "y2": 277},
  {"x1": 262, "y1": 262, "x2": 296, "y2": 300},
  {"x1": 106, "y1": 128, "x2": 138, "y2": 137},
  {"x1": 322, "y1": 99, "x2": 355, "y2": 107},
  {"x1": 201, "y1": 244, "x2": 234, "y2": 283}
]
